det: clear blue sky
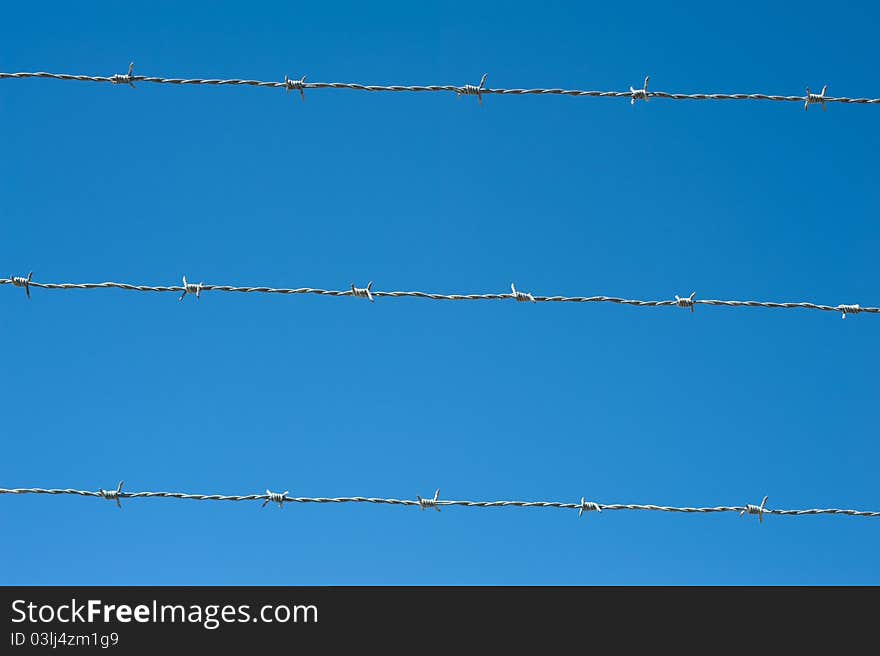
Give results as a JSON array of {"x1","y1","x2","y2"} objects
[{"x1": 2, "y1": 1, "x2": 878, "y2": 585}]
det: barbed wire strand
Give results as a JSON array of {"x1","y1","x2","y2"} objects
[
  {"x1": 1, "y1": 276, "x2": 876, "y2": 318},
  {"x1": 1, "y1": 486, "x2": 877, "y2": 519},
  {"x1": 2, "y1": 65, "x2": 879, "y2": 107}
]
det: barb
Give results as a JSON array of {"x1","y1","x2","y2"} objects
[
  {"x1": 2, "y1": 485, "x2": 879, "y2": 520},
  {"x1": 99, "y1": 480, "x2": 125, "y2": 509},
  {"x1": 3, "y1": 67, "x2": 879, "y2": 108},
  {"x1": 350, "y1": 281, "x2": 374, "y2": 303},
  {"x1": 805, "y1": 85, "x2": 828, "y2": 111},
  {"x1": 740, "y1": 495, "x2": 769, "y2": 524},
  {"x1": 631, "y1": 75, "x2": 650, "y2": 105},
  {"x1": 2, "y1": 275, "x2": 878, "y2": 319},
  {"x1": 262, "y1": 489, "x2": 288, "y2": 509},
  {"x1": 578, "y1": 497, "x2": 602, "y2": 518},
  {"x1": 675, "y1": 291, "x2": 696, "y2": 312},
  {"x1": 457, "y1": 73, "x2": 488, "y2": 104},
  {"x1": 110, "y1": 62, "x2": 135, "y2": 88},
  {"x1": 838, "y1": 304, "x2": 861, "y2": 319},
  {"x1": 285, "y1": 74, "x2": 306, "y2": 101},
  {"x1": 10, "y1": 271, "x2": 32, "y2": 299},
  {"x1": 510, "y1": 282, "x2": 535, "y2": 303},
  {"x1": 418, "y1": 488, "x2": 441, "y2": 512},
  {"x1": 178, "y1": 275, "x2": 202, "y2": 302}
]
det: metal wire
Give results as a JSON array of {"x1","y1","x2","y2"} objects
[
  {"x1": 1, "y1": 486, "x2": 878, "y2": 520},
  {"x1": 2, "y1": 275, "x2": 877, "y2": 318},
  {"x1": 2, "y1": 66, "x2": 879, "y2": 107}
]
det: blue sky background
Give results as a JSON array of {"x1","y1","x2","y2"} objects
[{"x1": 2, "y1": 1, "x2": 878, "y2": 584}]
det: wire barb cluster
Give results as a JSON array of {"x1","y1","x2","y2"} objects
[
  {"x1": 418, "y1": 489, "x2": 442, "y2": 512},
  {"x1": 838, "y1": 304, "x2": 860, "y2": 319},
  {"x1": 2, "y1": 486, "x2": 879, "y2": 521},
  {"x1": 263, "y1": 489, "x2": 289, "y2": 509},
  {"x1": 675, "y1": 291, "x2": 696, "y2": 312},
  {"x1": 578, "y1": 497, "x2": 602, "y2": 518},
  {"x1": 457, "y1": 73, "x2": 488, "y2": 104},
  {"x1": 631, "y1": 75, "x2": 650, "y2": 104},
  {"x1": 510, "y1": 282, "x2": 535, "y2": 303},
  {"x1": 350, "y1": 281, "x2": 374, "y2": 303},
  {"x1": 178, "y1": 275, "x2": 202, "y2": 302},
  {"x1": 99, "y1": 480, "x2": 125, "y2": 509},
  {"x1": 285, "y1": 74, "x2": 307, "y2": 101},
  {"x1": 10, "y1": 271, "x2": 33, "y2": 299},
  {"x1": 740, "y1": 495, "x2": 769, "y2": 523},
  {"x1": 2, "y1": 273, "x2": 877, "y2": 319},
  {"x1": 109, "y1": 62, "x2": 135, "y2": 88},
  {"x1": 3, "y1": 64, "x2": 879, "y2": 109},
  {"x1": 805, "y1": 85, "x2": 828, "y2": 111}
]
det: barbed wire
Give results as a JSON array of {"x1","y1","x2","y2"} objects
[
  {"x1": 1, "y1": 485, "x2": 877, "y2": 521},
  {"x1": 1, "y1": 274, "x2": 876, "y2": 319},
  {"x1": 2, "y1": 65, "x2": 879, "y2": 109}
]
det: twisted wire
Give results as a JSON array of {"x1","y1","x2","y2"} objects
[
  {"x1": 1, "y1": 487, "x2": 878, "y2": 519},
  {"x1": 1, "y1": 276, "x2": 877, "y2": 317},
  {"x1": 2, "y1": 69, "x2": 879, "y2": 106}
]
